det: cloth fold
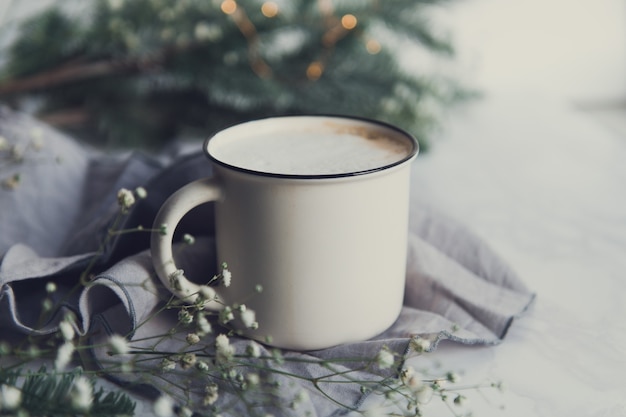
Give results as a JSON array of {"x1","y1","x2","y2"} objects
[{"x1": 0, "y1": 108, "x2": 535, "y2": 416}]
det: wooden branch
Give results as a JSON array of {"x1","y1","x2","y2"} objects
[
  {"x1": 0, "y1": 60, "x2": 134, "y2": 95},
  {"x1": 0, "y1": 43, "x2": 189, "y2": 96}
]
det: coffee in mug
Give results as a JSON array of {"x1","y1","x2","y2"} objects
[{"x1": 151, "y1": 115, "x2": 418, "y2": 350}]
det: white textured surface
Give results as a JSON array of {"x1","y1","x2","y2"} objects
[{"x1": 403, "y1": 90, "x2": 626, "y2": 416}]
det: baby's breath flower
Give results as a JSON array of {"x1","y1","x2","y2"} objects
[
  {"x1": 453, "y1": 394, "x2": 467, "y2": 407},
  {"x1": 219, "y1": 306, "x2": 234, "y2": 324},
  {"x1": 203, "y1": 383, "x2": 219, "y2": 406},
  {"x1": 410, "y1": 336, "x2": 431, "y2": 353},
  {"x1": 153, "y1": 395, "x2": 174, "y2": 417},
  {"x1": 0, "y1": 384, "x2": 22, "y2": 410},
  {"x1": 59, "y1": 320, "x2": 75, "y2": 341},
  {"x1": 416, "y1": 385, "x2": 433, "y2": 404},
  {"x1": 196, "y1": 313, "x2": 212, "y2": 336},
  {"x1": 169, "y1": 269, "x2": 184, "y2": 292},
  {"x1": 375, "y1": 347, "x2": 395, "y2": 369},
  {"x1": 186, "y1": 333, "x2": 200, "y2": 345},
  {"x1": 26, "y1": 345, "x2": 40, "y2": 359},
  {"x1": 108, "y1": 334, "x2": 130, "y2": 356},
  {"x1": 196, "y1": 360, "x2": 210, "y2": 372},
  {"x1": 446, "y1": 371, "x2": 460, "y2": 383},
  {"x1": 135, "y1": 186, "x2": 147, "y2": 199},
  {"x1": 400, "y1": 366, "x2": 424, "y2": 392},
  {"x1": 178, "y1": 309, "x2": 193, "y2": 325},
  {"x1": 182, "y1": 233, "x2": 195, "y2": 245},
  {"x1": 246, "y1": 341, "x2": 261, "y2": 358},
  {"x1": 117, "y1": 188, "x2": 136, "y2": 212},
  {"x1": 215, "y1": 334, "x2": 234, "y2": 363},
  {"x1": 55, "y1": 342, "x2": 75, "y2": 370},
  {"x1": 70, "y1": 376, "x2": 93, "y2": 412},
  {"x1": 45, "y1": 281, "x2": 57, "y2": 293},
  {"x1": 245, "y1": 372, "x2": 260, "y2": 387},
  {"x1": 220, "y1": 263, "x2": 231, "y2": 287},
  {"x1": 240, "y1": 308, "x2": 257, "y2": 329},
  {"x1": 181, "y1": 353, "x2": 197, "y2": 369},
  {"x1": 41, "y1": 298, "x2": 53, "y2": 312},
  {"x1": 179, "y1": 406, "x2": 193, "y2": 417},
  {"x1": 160, "y1": 358, "x2": 176, "y2": 372}
]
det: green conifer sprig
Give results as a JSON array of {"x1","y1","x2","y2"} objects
[
  {"x1": 0, "y1": 366, "x2": 136, "y2": 416},
  {"x1": 0, "y1": 0, "x2": 468, "y2": 149}
]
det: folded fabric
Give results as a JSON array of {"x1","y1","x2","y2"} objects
[{"x1": 0, "y1": 108, "x2": 535, "y2": 416}]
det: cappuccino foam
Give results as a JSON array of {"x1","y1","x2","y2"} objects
[{"x1": 209, "y1": 121, "x2": 414, "y2": 176}]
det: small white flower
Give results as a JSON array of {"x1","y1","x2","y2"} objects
[
  {"x1": 45, "y1": 282, "x2": 57, "y2": 293},
  {"x1": 153, "y1": 395, "x2": 174, "y2": 417},
  {"x1": 108, "y1": 334, "x2": 130, "y2": 356},
  {"x1": 219, "y1": 306, "x2": 234, "y2": 324},
  {"x1": 55, "y1": 342, "x2": 75, "y2": 370},
  {"x1": 415, "y1": 385, "x2": 433, "y2": 404},
  {"x1": 186, "y1": 333, "x2": 201, "y2": 345},
  {"x1": 245, "y1": 372, "x2": 260, "y2": 387},
  {"x1": 117, "y1": 188, "x2": 136, "y2": 211},
  {"x1": 196, "y1": 360, "x2": 210, "y2": 372},
  {"x1": 410, "y1": 336, "x2": 431, "y2": 353},
  {"x1": 0, "y1": 135, "x2": 8, "y2": 150},
  {"x1": 196, "y1": 313, "x2": 212, "y2": 336},
  {"x1": 215, "y1": 334, "x2": 234, "y2": 363},
  {"x1": 70, "y1": 376, "x2": 93, "y2": 411},
  {"x1": 0, "y1": 384, "x2": 22, "y2": 410},
  {"x1": 179, "y1": 406, "x2": 193, "y2": 417},
  {"x1": 400, "y1": 366, "x2": 423, "y2": 392},
  {"x1": 181, "y1": 353, "x2": 197, "y2": 369},
  {"x1": 178, "y1": 309, "x2": 193, "y2": 325},
  {"x1": 183, "y1": 233, "x2": 195, "y2": 245},
  {"x1": 240, "y1": 308, "x2": 257, "y2": 329},
  {"x1": 135, "y1": 186, "x2": 147, "y2": 199},
  {"x1": 246, "y1": 341, "x2": 261, "y2": 358},
  {"x1": 446, "y1": 371, "x2": 461, "y2": 383},
  {"x1": 453, "y1": 394, "x2": 467, "y2": 407},
  {"x1": 375, "y1": 347, "x2": 395, "y2": 369},
  {"x1": 221, "y1": 268, "x2": 232, "y2": 287},
  {"x1": 160, "y1": 358, "x2": 176, "y2": 371},
  {"x1": 203, "y1": 383, "x2": 219, "y2": 406},
  {"x1": 362, "y1": 404, "x2": 389, "y2": 417},
  {"x1": 59, "y1": 320, "x2": 75, "y2": 341}
]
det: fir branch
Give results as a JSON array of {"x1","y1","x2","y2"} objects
[{"x1": 0, "y1": 366, "x2": 136, "y2": 416}]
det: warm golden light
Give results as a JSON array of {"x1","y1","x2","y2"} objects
[
  {"x1": 306, "y1": 61, "x2": 324, "y2": 80},
  {"x1": 221, "y1": 0, "x2": 237, "y2": 15},
  {"x1": 261, "y1": 1, "x2": 279, "y2": 18},
  {"x1": 366, "y1": 39, "x2": 381, "y2": 54},
  {"x1": 341, "y1": 14, "x2": 357, "y2": 30}
]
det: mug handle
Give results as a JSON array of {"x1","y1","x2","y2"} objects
[{"x1": 150, "y1": 178, "x2": 223, "y2": 307}]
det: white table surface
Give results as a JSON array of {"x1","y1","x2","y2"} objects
[{"x1": 401, "y1": 90, "x2": 626, "y2": 417}]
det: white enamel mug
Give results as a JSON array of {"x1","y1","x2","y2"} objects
[{"x1": 151, "y1": 115, "x2": 418, "y2": 350}]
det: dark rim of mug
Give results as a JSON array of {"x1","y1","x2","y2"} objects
[{"x1": 203, "y1": 114, "x2": 419, "y2": 180}]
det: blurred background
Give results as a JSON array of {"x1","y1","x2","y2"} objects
[{"x1": 0, "y1": 0, "x2": 624, "y2": 150}]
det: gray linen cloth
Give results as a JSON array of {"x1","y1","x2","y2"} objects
[{"x1": 0, "y1": 108, "x2": 535, "y2": 416}]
